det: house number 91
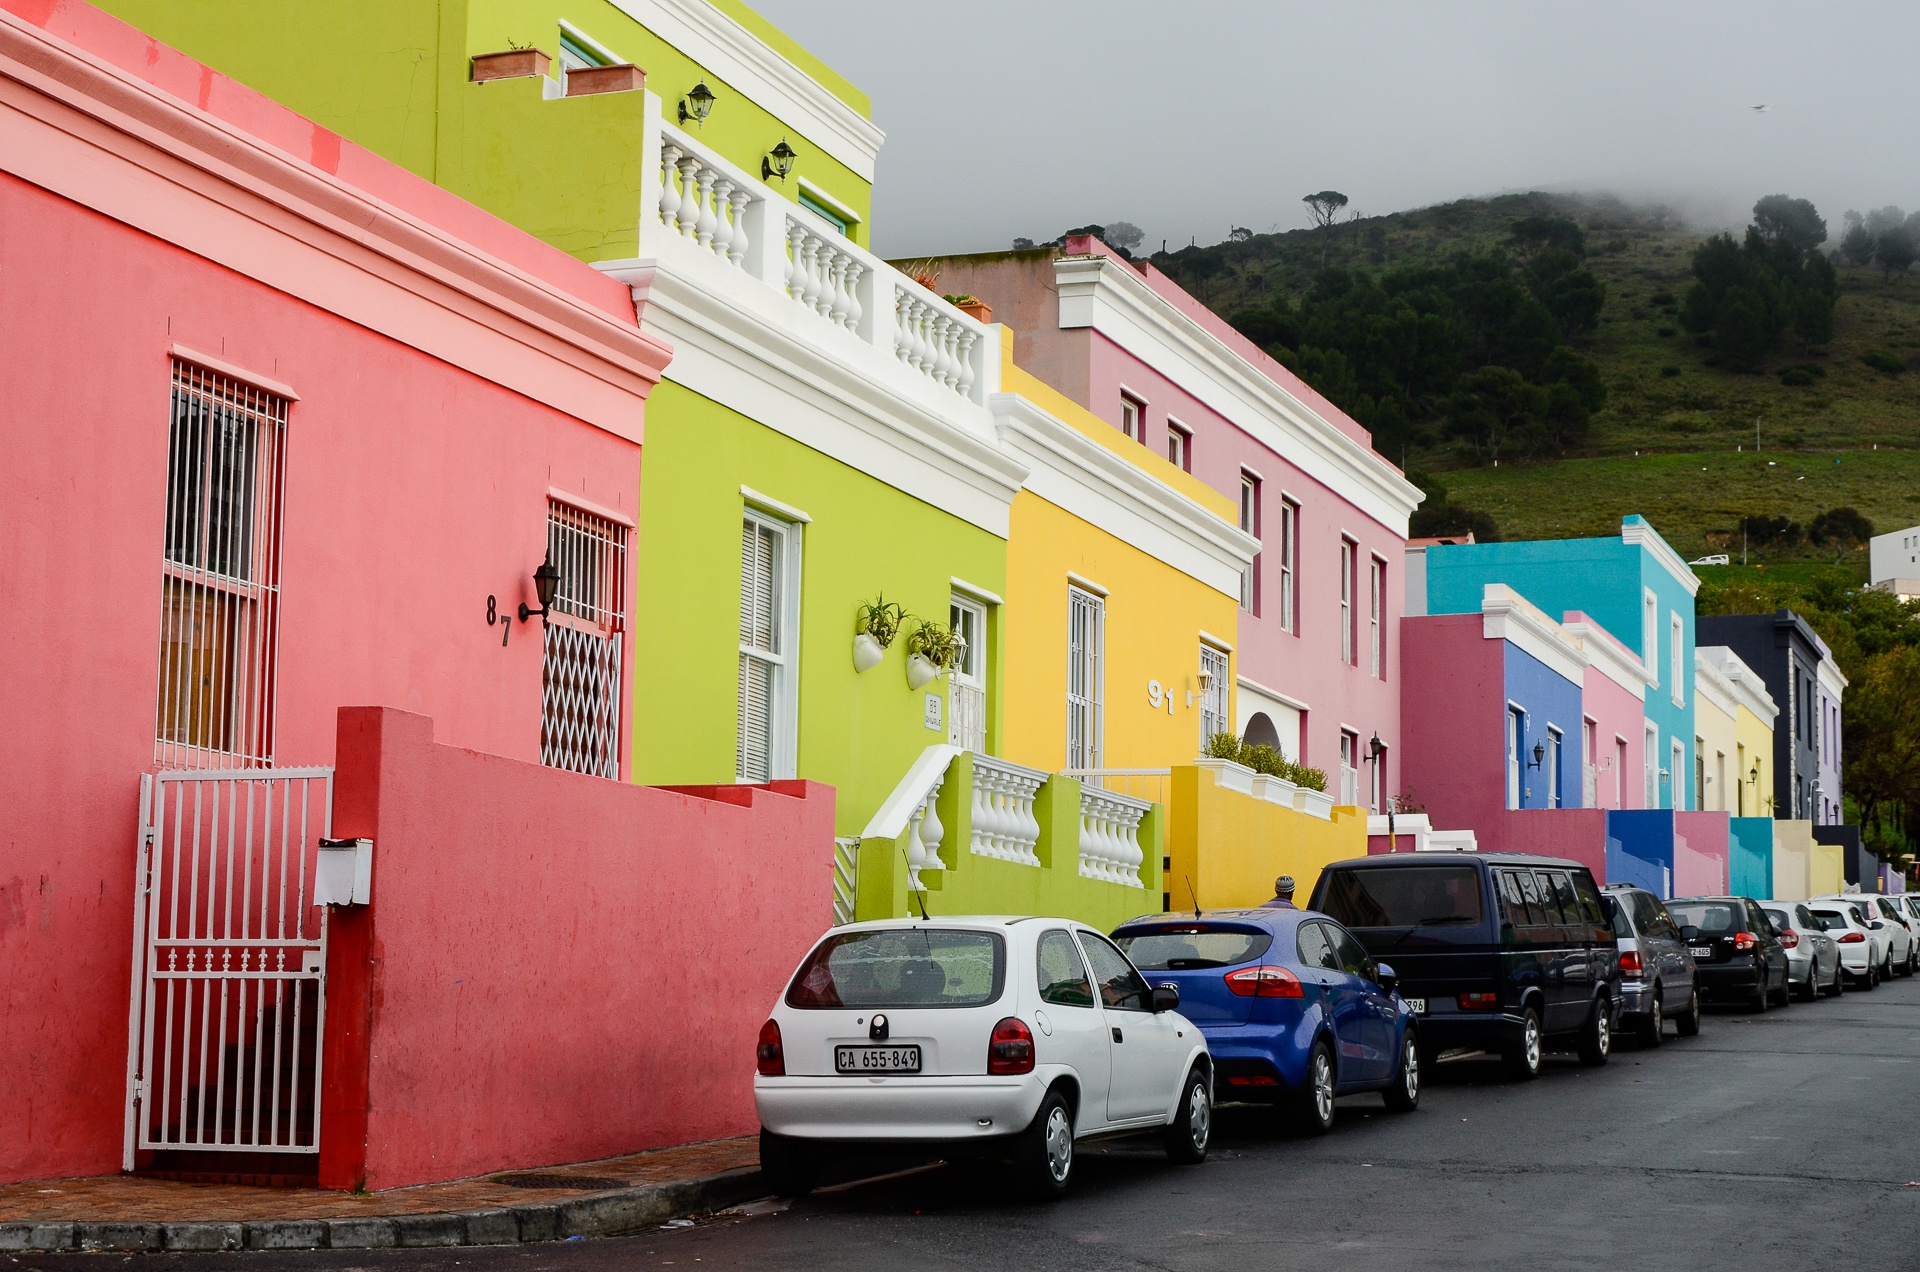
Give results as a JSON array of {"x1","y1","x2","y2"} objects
[{"x1": 1147, "y1": 680, "x2": 1173, "y2": 715}]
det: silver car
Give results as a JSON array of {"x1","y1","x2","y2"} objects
[
  {"x1": 1760, "y1": 901, "x2": 1842, "y2": 1000},
  {"x1": 1600, "y1": 884, "x2": 1700, "y2": 1045}
]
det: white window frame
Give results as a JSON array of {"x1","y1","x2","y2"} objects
[
  {"x1": 1642, "y1": 588, "x2": 1659, "y2": 687},
  {"x1": 1340, "y1": 729, "x2": 1361, "y2": 806},
  {"x1": 738, "y1": 508, "x2": 801, "y2": 783},
  {"x1": 1279, "y1": 498, "x2": 1298, "y2": 633},
  {"x1": 1369, "y1": 554, "x2": 1386, "y2": 679},
  {"x1": 1238, "y1": 473, "x2": 1260, "y2": 615},
  {"x1": 1507, "y1": 707, "x2": 1525, "y2": 810},
  {"x1": 949, "y1": 593, "x2": 988, "y2": 753},
  {"x1": 1340, "y1": 537, "x2": 1357, "y2": 666},
  {"x1": 1671, "y1": 737, "x2": 1685, "y2": 811},
  {"x1": 1199, "y1": 642, "x2": 1231, "y2": 749},
  {"x1": 1644, "y1": 723, "x2": 1660, "y2": 808},
  {"x1": 1615, "y1": 735, "x2": 1628, "y2": 808},
  {"x1": 1067, "y1": 586, "x2": 1105, "y2": 770},
  {"x1": 1669, "y1": 612, "x2": 1685, "y2": 707},
  {"x1": 1582, "y1": 716, "x2": 1599, "y2": 808},
  {"x1": 1166, "y1": 420, "x2": 1191, "y2": 471},
  {"x1": 1119, "y1": 392, "x2": 1144, "y2": 443},
  {"x1": 1547, "y1": 726, "x2": 1564, "y2": 808}
]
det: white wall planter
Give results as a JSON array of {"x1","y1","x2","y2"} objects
[
  {"x1": 906, "y1": 652, "x2": 941, "y2": 690},
  {"x1": 853, "y1": 632, "x2": 886, "y2": 673},
  {"x1": 1249, "y1": 774, "x2": 1300, "y2": 808},
  {"x1": 1294, "y1": 788, "x2": 1335, "y2": 821},
  {"x1": 1194, "y1": 757, "x2": 1256, "y2": 796}
]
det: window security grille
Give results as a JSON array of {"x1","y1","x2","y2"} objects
[
  {"x1": 1066, "y1": 588, "x2": 1105, "y2": 770},
  {"x1": 738, "y1": 515, "x2": 790, "y2": 782},
  {"x1": 1199, "y1": 644, "x2": 1230, "y2": 748},
  {"x1": 156, "y1": 362, "x2": 287, "y2": 767},
  {"x1": 540, "y1": 502, "x2": 628, "y2": 779}
]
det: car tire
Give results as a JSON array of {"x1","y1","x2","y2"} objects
[
  {"x1": 758, "y1": 1128, "x2": 819, "y2": 1198},
  {"x1": 1636, "y1": 988, "x2": 1664, "y2": 1048},
  {"x1": 1382, "y1": 1031, "x2": 1421, "y2": 1112},
  {"x1": 1294, "y1": 1039, "x2": 1337, "y2": 1135},
  {"x1": 1746, "y1": 977, "x2": 1768, "y2": 1012},
  {"x1": 1771, "y1": 968, "x2": 1792, "y2": 1008},
  {"x1": 1576, "y1": 996, "x2": 1613, "y2": 1066},
  {"x1": 1014, "y1": 1087, "x2": 1076, "y2": 1200},
  {"x1": 1501, "y1": 1006, "x2": 1543, "y2": 1081},
  {"x1": 1163, "y1": 1066, "x2": 1212, "y2": 1165},
  {"x1": 1675, "y1": 987, "x2": 1701, "y2": 1037},
  {"x1": 1796, "y1": 967, "x2": 1818, "y2": 1002},
  {"x1": 1885, "y1": 954, "x2": 1897, "y2": 982},
  {"x1": 1866, "y1": 961, "x2": 1880, "y2": 990},
  {"x1": 1827, "y1": 962, "x2": 1844, "y2": 997}
]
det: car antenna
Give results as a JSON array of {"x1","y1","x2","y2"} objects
[
  {"x1": 1185, "y1": 875, "x2": 1201, "y2": 921},
  {"x1": 901, "y1": 845, "x2": 931, "y2": 921}
]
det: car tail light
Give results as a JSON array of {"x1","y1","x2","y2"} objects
[
  {"x1": 1839, "y1": 932, "x2": 1866, "y2": 944},
  {"x1": 1733, "y1": 932, "x2": 1759, "y2": 951},
  {"x1": 1777, "y1": 929, "x2": 1799, "y2": 949},
  {"x1": 988, "y1": 1017, "x2": 1035, "y2": 1075},
  {"x1": 756, "y1": 1019, "x2": 784, "y2": 1076},
  {"x1": 1618, "y1": 950, "x2": 1644, "y2": 979},
  {"x1": 1225, "y1": 1074, "x2": 1279, "y2": 1087},
  {"x1": 1457, "y1": 992, "x2": 1501, "y2": 1011},
  {"x1": 1224, "y1": 965, "x2": 1305, "y2": 998}
]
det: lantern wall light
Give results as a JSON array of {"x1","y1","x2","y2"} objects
[
  {"x1": 763, "y1": 138, "x2": 797, "y2": 182},
  {"x1": 520, "y1": 553, "x2": 562, "y2": 624},
  {"x1": 678, "y1": 80, "x2": 715, "y2": 126}
]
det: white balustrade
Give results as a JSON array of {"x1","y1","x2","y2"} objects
[
  {"x1": 903, "y1": 775, "x2": 947, "y2": 891},
  {"x1": 784, "y1": 216, "x2": 864, "y2": 333},
  {"x1": 1077, "y1": 787, "x2": 1149, "y2": 888},
  {"x1": 894, "y1": 287, "x2": 978, "y2": 397},
  {"x1": 657, "y1": 139, "x2": 752, "y2": 270},
  {"x1": 969, "y1": 756, "x2": 1047, "y2": 867}
]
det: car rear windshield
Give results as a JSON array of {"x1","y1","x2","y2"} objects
[
  {"x1": 1762, "y1": 908, "x2": 1792, "y2": 931},
  {"x1": 1114, "y1": 925, "x2": 1274, "y2": 970},
  {"x1": 1601, "y1": 893, "x2": 1633, "y2": 938},
  {"x1": 1319, "y1": 866, "x2": 1485, "y2": 928},
  {"x1": 1670, "y1": 902, "x2": 1742, "y2": 933},
  {"x1": 1807, "y1": 908, "x2": 1850, "y2": 931},
  {"x1": 785, "y1": 928, "x2": 1006, "y2": 1009}
]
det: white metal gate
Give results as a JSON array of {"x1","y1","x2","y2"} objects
[{"x1": 124, "y1": 768, "x2": 332, "y2": 1168}]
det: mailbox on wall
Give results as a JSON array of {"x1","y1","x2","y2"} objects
[{"x1": 316, "y1": 837, "x2": 374, "y2": 907}]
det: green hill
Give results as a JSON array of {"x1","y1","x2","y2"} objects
[{"x1": 1151, "y1": 193, "x2": 1920, "y2": 564}]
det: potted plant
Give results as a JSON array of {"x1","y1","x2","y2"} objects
[
  {"x1": 904, "y1": 618, "x2": 962, "y2": 690},
  {"x1": 945, "y1": 292, "x2": 992, "y2": 323},
  {"x1": 852, "y1": 596, "x2": 905, "y2": 673}
]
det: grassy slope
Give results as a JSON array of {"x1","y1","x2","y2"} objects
[{"x1": 1153, "y1": 195, "x2": 1920, "y2": 557}]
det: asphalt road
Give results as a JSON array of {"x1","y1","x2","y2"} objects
[{"x1": 36, "y1": 975, "x2": 1920, "y2": 1272}]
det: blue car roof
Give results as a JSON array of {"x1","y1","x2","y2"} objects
[{"x1": 1114, "y1": 908, "x2": 1317, "y2": 934}]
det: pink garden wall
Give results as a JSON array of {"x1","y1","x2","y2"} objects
[
  {"x1": 1398, "y1": 615, "x2": 1506, "y2": 836},
  {"x1": 1674, "y1": 811, "x2": 1732, "y2": 896}
]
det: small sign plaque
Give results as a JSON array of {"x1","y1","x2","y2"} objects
[{"x1": 923, "y1": 692, "x2": 944, "y2": 731}]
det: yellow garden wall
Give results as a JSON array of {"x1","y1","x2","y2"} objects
[
  {"x1": 1734, "y1": 705, "x2": 1775, "y2": 818},
  {"x1": 1771, "y1": 820, "x2": 1840, "y2": 900},
  {"x1": 1167, "y1": 763, "x2": 1366, "y2": 911}
]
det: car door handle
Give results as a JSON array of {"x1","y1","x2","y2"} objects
[{"x1": 1111, "y1": 1027, "x2": 1124, "y2": 1043}]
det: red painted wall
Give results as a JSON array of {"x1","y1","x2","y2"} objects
[
  {"x1": 323, "y1": 709, "x2": 833, "y2": 1189},
  {"x1": 1487, "y1": 810, "x2": 1613, "y2": 881},
  {"x1": 1398, "y1": 615, "x2": 1506, "y2": 836}
]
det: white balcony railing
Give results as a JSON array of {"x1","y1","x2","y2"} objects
[
  {"x1": 969, "y1": 755, "x2": 1047, "y2": 867},
  {"x1": 646, "y1": 116, "x2": 993, "y2": 405},
  {"x1": 1078, "y1": 787, "x2": 1149, "y2": 888}
]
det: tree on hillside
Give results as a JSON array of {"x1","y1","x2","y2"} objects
[
  {"x1": 1303, "y1": 191, "x2": 1349, "y2": 269},
  {"x1": 1809, "y1": 506, "x2": 1876, "y2": 558},
  {"x1": 1752, "y1": 194, "x2": 1827, "y2": 254},
  {"x1": 1681, "y1": 196, "x2": 1837, "y2": 370},
  {"x1": 1508, "y1": 215, "x2": 1586, "y2": 258},
  {"x1": 1103, "y1": 221, "x2": 1145, "y2": 254},
  {"x1": 1877, "y1": 226, "x2": 1917, "y2": 279},
  {"x1": 1840, "y1": 213, "x2": 1877, "y2": 267}
]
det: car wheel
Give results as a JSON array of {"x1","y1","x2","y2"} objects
[
  {"x1": 1015, "y1": 1088, "x2": 1076, "y2": 1199},
  {"x1": 1577, "y1": 996, "x2": 1612, "y2": 1066},
  {"x1": 1771, "y1": 967, "x2": 1792, "y2": 1008},
  {"x1": 1828, "y1": 961, "x2": 1844, "y2": 997},
  {"x1": 1636, "y1": 988, "x2": 1664, "y2": 1047},
  {"x1": 1866, "y1": 961, "x2": 1880, "y2": 990},
  {"x1": 1886, "y1": 954, "x2": 1898, "y2": 981},
  {"x1": 1383, "y1": 1032, "x2": 1421, "y2": 1112},
  {"x1": 1163, "y1": 1066, "x2": 1212, "y2": 1164},
  {"x1": 1501, "y1": 1006, "x2": 1543, "y2": 1081},
  {"x1": 758, "y1": 1128, "x2": 818, "y2": 1198},
  {"x1": 1747, "y1": 976, "x2": 1768, "y2": 1013},
  {"x1": 1674, "y1": 987, "x2": 1701, "y2": 1037},
  {"x1": 1796, "y1": 966, "x2": 1818, "y2": 1002},
  {"x1": 1295, "y1": 1039, "x2": 1337, "y2": 1135}
]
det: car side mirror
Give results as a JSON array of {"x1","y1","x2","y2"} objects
[
  {"x1": 1871, "y1": 921, "x2": 1885, "y2": 930},
  {"x1": 1680, "y1": 925, "x2": 1700, "y2": 942},
  {"x1": 1150, "y1": 984, "x2": 1180, "y2": 1013},
  {"x1": 1375, "y1": 961, "x2": 1398, "y2": 994}
]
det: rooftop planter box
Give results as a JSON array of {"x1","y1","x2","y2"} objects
[
  {"x1": 470, "y1": 49, "x2": 551, "y2": 83},
  {"x1": 565, "y1": 64, "x2": 646, "y2": 97}
]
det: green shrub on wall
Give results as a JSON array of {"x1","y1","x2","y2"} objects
[{"x1": 1204, "y1": 732, "x2": 1328, "y2": 792}]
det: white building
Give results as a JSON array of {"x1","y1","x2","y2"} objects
[{"x1": 1869, "y1": 525, "x2": 1920, "y2": 602}]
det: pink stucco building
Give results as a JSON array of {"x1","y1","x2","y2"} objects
[
  {"x1": 922, "y1": 238, "x2": 1423, "y2": 806},
  {"x1": 0, "y1": 0, "x2": 831, "y2": 1188}
]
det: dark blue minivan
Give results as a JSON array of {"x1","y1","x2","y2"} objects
[{"x1": 1307, "y1": 853, "x2": 1622, "y2": 1080}]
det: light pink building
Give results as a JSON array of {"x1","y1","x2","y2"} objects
[
  {"x1": 924, "y1": 238, "x2": 1423, "y2": 805},
  {"x1": 0, "y1": 1, "x2": 831, "y2": 1189}
]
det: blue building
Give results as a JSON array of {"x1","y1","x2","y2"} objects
[{"x1": 1409, "y1": 516, "x2": 1701, "y2": 811}]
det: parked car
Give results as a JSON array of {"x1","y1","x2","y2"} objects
[
  {"x1": 1804, "y1": 900, "x2": 1885, "y2": 989},
  {"x1": 1110, "y1": 907, "x2": 1420, "y2": 1134},
  {"x1": 1308, "y1": 854, "x2": 1621, "y2": 1081},
  {"x1": 1759, "y1": 901, "x2": 1843, "y2": 1000},
  {"x1": 1599, "y1": 884, "x2": 1701, "y2": 1045},
  {"x1": 754, "y1": 917, "x2": 1212, "y2": 1199},
  {"x1": 1811, "y1": 895, "x2": 1904, "y2": 980},
  {"x1": 1863, "y1": 895, "x2": 1918, "y2": 976},
  {"x1": 1667, "y1": 897, "x2": 1792, "y2": 1010}
]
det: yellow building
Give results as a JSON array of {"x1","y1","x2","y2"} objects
[{"x1": 1698, "y1": 646, "x2": 1779, "y2": 817}]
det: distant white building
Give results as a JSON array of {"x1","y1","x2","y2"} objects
[{"x1": 1869, "y1": 526, "x2": 1920, "y2": 602}]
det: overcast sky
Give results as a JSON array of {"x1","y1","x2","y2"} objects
[{"x1": 746, "y1": 0, "x2": 1920, "y2": 258}]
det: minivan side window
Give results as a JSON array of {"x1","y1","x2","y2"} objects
[
  {"x1": 1648, "y1": 898, "x2": 1679, "y2": 939},
  {"x1": 1548, "y1": 873, "x2": 1582, "y2": 927},
  {"x1": 1497, "y1": 870, "x2": 1536, "y2": 926},
  {"x1": 1037, "y1": 929, "x2": 1096, "y2": 1007},
  {"x1": 1531, "y1": 871, "x2": 1567, "y2": 924},
  {"x1": 1570, "y1": 872, "x2": 1610, "y2": 937}
]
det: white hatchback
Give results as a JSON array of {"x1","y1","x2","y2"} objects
[
  {"x1": 754, "y1": 916, "x2": 1213, "y2": 1198},
  {"x1": 1805, "y1": 900, "x2": 1887, "y2": 987}
]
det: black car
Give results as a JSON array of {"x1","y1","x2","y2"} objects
[
  {"x1": 1309, "y1": 854, "x2": 1622, "y2": 1081},
  {"x1": 1667, "y1": 897, "x2": 1792, "y2": 1011}
]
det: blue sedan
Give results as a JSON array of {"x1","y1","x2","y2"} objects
[{"x1": 1112, "y1": 908, "x2": 1421, "y2": 1132}]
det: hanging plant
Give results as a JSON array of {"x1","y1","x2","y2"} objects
[
  {"x1": 855, "y1": 596, "x2": 906, "y2": 648},
  {"x1": 906, "y1": 618, "x2": 963, "y2": 671}
]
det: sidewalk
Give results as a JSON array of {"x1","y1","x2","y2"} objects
[{"x1": 0, "y1": 1137, "x2": 763, "y2": 1254}]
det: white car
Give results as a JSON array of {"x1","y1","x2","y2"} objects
[
  {"x1": 1805, "y1": 901, "x2": 1887, "y2": 988},
  {"x1": 754, "y1": 916, "x2": 1213, "y2": 1199},
  {"x1": 1811, "y1": 895, "x2": 1907, "y2": 980},
  {"x1": 1862, "y1": 894, "x2": 1920, "y2": 976}
]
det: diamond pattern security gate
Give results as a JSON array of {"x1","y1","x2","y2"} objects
[{"x1": 123, "y1": 768, "x2": 333, "y2": 1169}]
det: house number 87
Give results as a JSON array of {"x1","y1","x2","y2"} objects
[{"x1": 487, "y1": 595, "x2": 509, "y2": 646}]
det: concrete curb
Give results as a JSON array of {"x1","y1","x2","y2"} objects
[{"x1": 0, "y1": 1166, "x2": 766, "y2": 1254}]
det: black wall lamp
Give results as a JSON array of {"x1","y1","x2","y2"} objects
[
  {"x1": 763, "y1": 138, "x2": 797, "y2": 182},
  {"x1": 678, "y1": 80, "x2": 715, "y2": 126},
  {"x1": 1527, "y1": 740, "x2": 1546, "y2": 770},
  {"x1": 520, "y1": 553, "x2": 561, "y2": 624}
]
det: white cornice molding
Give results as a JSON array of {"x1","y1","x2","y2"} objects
[
  {"x1": 989, "y1": 392, "x2": 1258, "y2": 598},
  {"x1": 1693, "y1": 649, "x2": 1738, "y2": 721},
  {"x1": 1236, "y1": 673, "x2": 1309, "y2": 713},
  {"x1": 600, "y1": 254, "x2": 1027, "y2": 537},
  {"x1": 1560, "y1": 617, "x2": 1652, "y2": 701},
  {"x1": 607, "y1": 0, "x2": 883, "y2": 181},
  {"x1": 1482, "y1": 584, "x2": 1587, "y2": 685},
  {"x1": 1051, "y1": 255, "x2": 1424, "y2": 535},
  {"x1": 0, "y1": 11, "x2": 670, "y2": 441},
  {"x1": 1620, "y1": 518, "x2": 1702, "y2": 597},
  {"x1": 1699, "y1": 645, "x2": 1780, "y2": 723},
  {"x1": 1816, "y1": 656, "x2": 1848, "y2": 698}
]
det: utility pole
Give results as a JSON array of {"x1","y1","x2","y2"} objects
[{"x1": 1755, "y1": 415, "x2": 1761, "y2": 452}]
